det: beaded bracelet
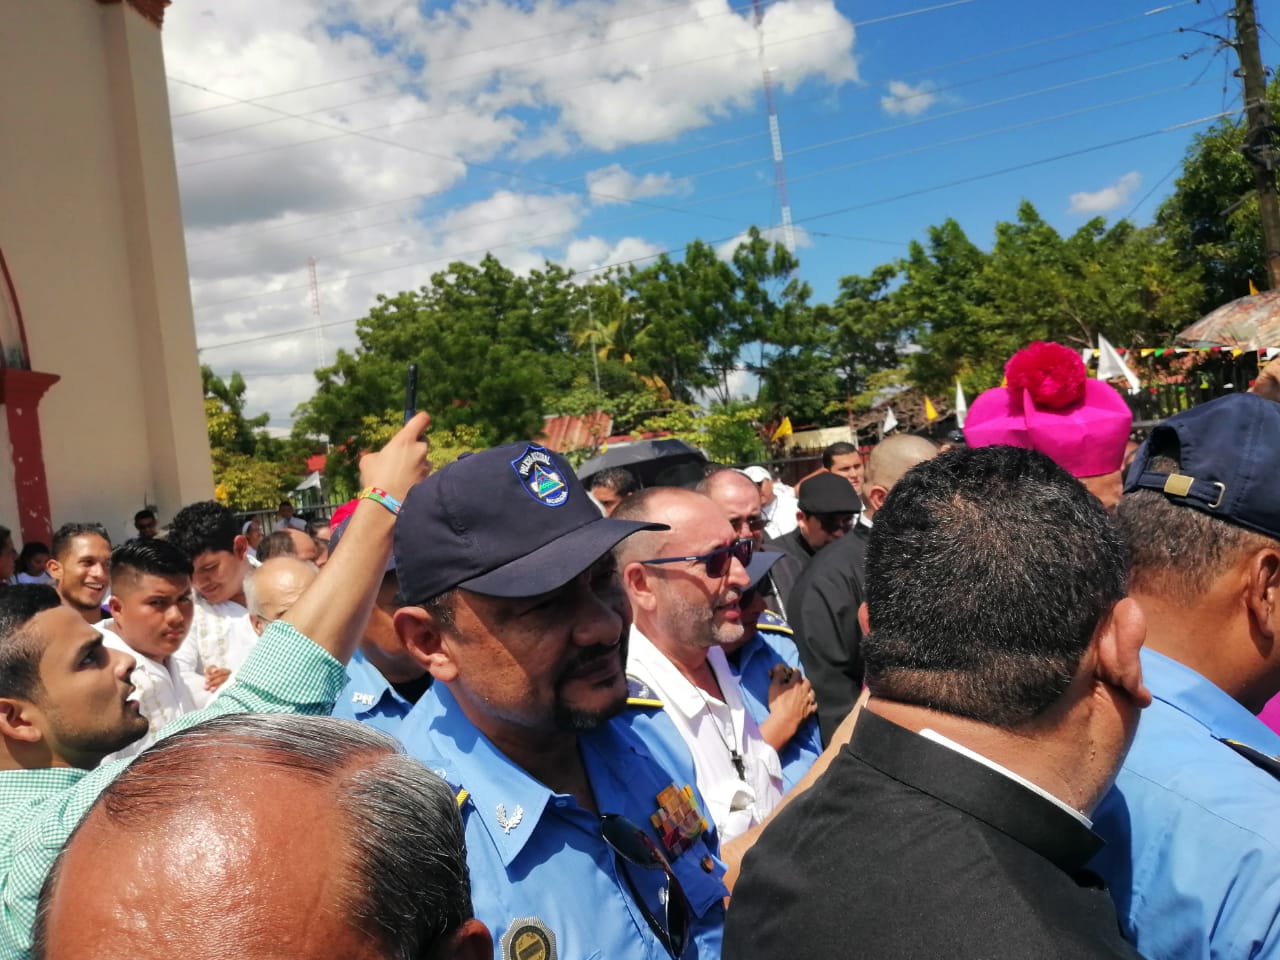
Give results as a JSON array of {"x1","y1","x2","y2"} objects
[{"x1": 357, "y1": 486, "x2": 403, "y2": 516}]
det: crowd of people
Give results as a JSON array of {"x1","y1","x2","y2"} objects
[{"x1": 1, "y1": 341, "x2": 1279, "y2": 960}]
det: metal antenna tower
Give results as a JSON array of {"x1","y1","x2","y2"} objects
[
  {"x1": 306, "y1": 256, "x2": 327, "y2": 368},
  {"x1": 751, "y1": 0, "x2": 795, "y2": 253}
]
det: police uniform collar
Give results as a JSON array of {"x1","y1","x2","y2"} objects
[
  {"x1": 629, "y1": 628, "x2": 737, "y2": 719},
  {"x1": 1139, "y1": 648, "x2": 1280, "y2": 753},
  {"x1": 852, "y1": 710, "x2": 1104, "y2": 874},
  {"x1": 343, "y1": 649, "x2": 402, "y2": 715}
]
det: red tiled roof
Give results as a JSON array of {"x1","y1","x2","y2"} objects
[{"x1": 537, "y1": 412, "x2": 613, "y2": 452}]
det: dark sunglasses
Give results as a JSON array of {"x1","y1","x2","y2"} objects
[
  {"x1": 640, "y1": 538, "x2": 755, "y2": 579},
  {"x1": 815, "y1": 513, "x2": 856, "y2": 533},
  {"x1": 600, "y1": 813, "x2": 692, "y2": 959},
  {"x1": 740, "y1": 577, "x2": 775, "y2": 607}
]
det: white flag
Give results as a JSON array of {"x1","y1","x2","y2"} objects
[
  {"x1": 1096, "y1": 334, "x2": 1141, "y2": 395},
  {"x1": 883, "y1": 407, "x2": 899, "y2": 434},
  {"x1": 954, "y1": 378, "x2": 968, "y2": 428}
]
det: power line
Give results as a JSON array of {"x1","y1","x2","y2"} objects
[
  {"x1": 195, "y1": 108, "x2": 1237, "y2": 346},
  {"x1": 186, "y1": 45, "x2": 1205, "y2": 277},
  {"x1": 181, "y1": 4, "x2": 1206, "y2": 255},
  {"x1": 191, "y1": 73, "x2": 1204, "y2": 281},
  {"x1": 172, "y1": 0, "x2": 979, "y2": 172}
]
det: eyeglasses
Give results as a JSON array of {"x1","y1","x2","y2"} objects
[
  {"x1": 730, "y1": 516, "x2": 768, "y2": 534},
  {"x1": 640, "y1": 538, "x2": 755, "y2": 579},
  {"x1": 814, "y1": 513, "x2": 856, "y2": 534},
  {"x1": 600, "y1": 813, "x2": 692, "y2": 959}
]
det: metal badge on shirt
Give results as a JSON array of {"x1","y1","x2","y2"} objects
[{"x1": 501, "y1": 917, "x2": 557, "y2": 960}]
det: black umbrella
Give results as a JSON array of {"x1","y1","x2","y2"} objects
[{"x1": 576, "y1": 438, "x2": 707, "y2": 488}]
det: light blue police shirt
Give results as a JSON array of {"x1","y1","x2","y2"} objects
[
  {"x1": 330, "y1": 649, "x2": 414, "y2": 736},
  {"x1": 727, "y1": 615, "x2": 823, "y2": 791},
  {"x1": 1091, "y1": 648, "x2": 1280, "y2": 960},
  {"x1": 398, "y1": 682, "x2": 729, "y2": 960}
]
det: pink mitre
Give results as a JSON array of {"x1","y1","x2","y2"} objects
[{"x1": 963, "y1": 341, "x2": 1133, "y2": 478}]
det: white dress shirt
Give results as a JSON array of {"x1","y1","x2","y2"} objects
[
  {"x1": 628, "y1": 627, "x2": 784, "y2": 841},
  {"x1": 763, "y1": 484, "x2": 799, "y2": 540},
  {"x1": 172, "y1": 595, "x2": 260, "y2": 708},
  {"x1": 96, "y1": 622, "x2": 197, "y2": 763}
]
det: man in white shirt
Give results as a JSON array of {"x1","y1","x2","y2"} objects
[
  {"x1": 614, "y1": 488, "x2": 784, "y2": 841},
  {"x1": 96, "y1": 539, "x2": 197, "y2": 762},
  {"x1": 167, "y1": 501, "x2": 259, "y2": 707},
  {"x1": 275, "y1": 500, "x2": 308, "y2": 532}
]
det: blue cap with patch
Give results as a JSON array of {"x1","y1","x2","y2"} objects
[
  {"x1": 1125, "y1": 393, "x2": 1280, "y2": 540},
  {"x1": 394, "y1": 442, "x2": 665, "y2": 602},
  {"x1": 746, "y1": 548, "x2": 783, "y2": 590}
]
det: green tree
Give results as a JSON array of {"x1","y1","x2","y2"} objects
[
  {"x1": 202, "y1": 368, "x2": 296, "y2": 509},
  {"x1": 1156, "y1": 79, "x2": 1280, "y2": 311}
]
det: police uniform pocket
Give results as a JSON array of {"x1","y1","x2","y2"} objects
[{"x1": 669, "y1": 839, "x2": 729, "y2": 919}]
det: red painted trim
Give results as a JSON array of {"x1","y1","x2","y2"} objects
[
  {"x1": 0, "y1": 249, "x2": 29, "y2": 366},
  {"x1": 94, "y1": 0, "x2": 170, "y2": 28},
  {"x1": 0, "y1": 369, "x2": 61, "y2": 545}
]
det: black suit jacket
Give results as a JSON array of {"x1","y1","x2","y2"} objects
[
  {"x1": 724, "y1": 711, "x2": 1142, "y2": 959},
  {"x1": 788, "y1": 523, "x2": 869, "y2": 743}
]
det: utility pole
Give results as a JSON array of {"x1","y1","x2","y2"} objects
[{"x1": 1233, "y1": 0, "x2": 1280, "y2": 289}]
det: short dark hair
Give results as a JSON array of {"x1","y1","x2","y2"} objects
[
  {"x1": 50, "y1": 523, "x2": 110, "y2": 561},
  {"x1": 257, "y1": 530, "x2": 302, "y2": 562},
  {"x1": 279, "y1": 500, "x2": 294, "y2": 510},
  {"x1": 0, "y1": 585, "x2": 63, "y2": 700},
  {"x1": 167, "y1": 501, "x2": 238, "y2": 560},
  {"x1": 133, "y1": 509, "x2": 156, "y2": 524},
  {"x1": 822, "y1": 442, "x2": 858, "y2": 469},
  {"x1": 1119, "y1": 453, "x2": 1278, "y2": 598},
  {"x1": 17, "y1": 541, "x2": 49, "y2": 569},
  {"x1": 590, "y1": 467, "x2": 640, "y2": 497},
  {"x1": 33, "y1": 714, "x2": 474, "y2": 960},
  {"x1": 110, "y1": 539, "x2": 193, "y2": 592},
  {"x1": 863, "y1": 446, "x2": 1126, "y2": 728}
]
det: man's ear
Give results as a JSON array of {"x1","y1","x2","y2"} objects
[
  {"x1": 620, "y1": 561, "x2": 659, "y2": 613},
  {"x1": 867, "y1": 485, "x2": 890, "y2": 512},
  {"x1": 857, "y1": 601, "x2": 871, "y2": 637},
  {"x1": 0, "y1": 698, "x2": 44, "y2": 744},
  {"x1": 45, "y1": 558, "x2": 64, "y2": 586},
  {"x1": 107, "y1": 595, "x2": 124, "y2": 620},
  {"x1": 394, "y1": 607, "x2": 458, "y2": 683},
  {"x1": 444, "y1": 919, "x2": 494, "y2": 960},
  {"x1": 1244, "y1": 548, "x2": 1280, "y2": 645},
  {"x1": 1094, "y1": 597, "x2": 1151, "y2": 708},
  {"x1": 232, "y1": 536, "x2": 249, "y2": 561}
]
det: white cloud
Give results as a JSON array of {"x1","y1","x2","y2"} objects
[
  {"x1": 585, "y1": 164, "x2": 690, "y2": 206},
  {"x1": 164, "y1": 0, "x2": 858, "y2": 425},
  {"x1": 880, "y1": 79, "x2": 937, "y2": 117},
  {"x1": 715, "y1": 224, "x2": 812, "y2": 260},
  {"x1": 1068, "y1": 171, "x2": 1143, "y2": 214}
]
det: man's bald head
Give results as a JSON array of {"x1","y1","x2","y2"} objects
[
  {"x1": 697, "y1": 470, "x2": 765, "y2": 544},
  {"x1": 864, "y1": 435, "x2": 939, "y2": 516},
  {"x1": 34, "y1": 714, "x2": 488, "y2": 960},
  {"x1": 244, "y1": 557, "x2": 319, "y2": 635},
  {"x1": 612, "y1": 487, "x2": 713, "y2": 565}
]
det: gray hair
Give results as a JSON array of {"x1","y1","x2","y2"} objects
[{"x1": 34, "y1": 714, "x2": 473, "y2": 960}]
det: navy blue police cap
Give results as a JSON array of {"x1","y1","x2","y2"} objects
[
  {"x1": 394, "y1": 442, "x2": 665, "y2": 603},
  {"x1": 1125, "y1": 392, "x2": 1280, "y2": 540}
]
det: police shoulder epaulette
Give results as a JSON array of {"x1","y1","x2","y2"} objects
[
  {"x1": 626, "y1": 674, "x2": 664, "y2": 709},
  {"x1": 1219, "y1": 738, "x2": 1280, "y2": 779},
  {"x1": 757, "y1": 610, "x2": 794, "y2": 636}
]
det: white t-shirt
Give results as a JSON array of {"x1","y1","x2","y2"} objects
[
  {"x1": 627, "y1": 627, "x2": 783, "y2": 841},
  {"x1": 96, "y1": 622, "x2": 197, "y2": 763},
  {"x1": 278, "y1": 516, "x2": 307, "y2": 532},
  {"x1": 172, "y1": 595, "x2": 259, "y2": 708},
  {"x1": 763, "y1": 484, "x2": 799, "y2": 539}
]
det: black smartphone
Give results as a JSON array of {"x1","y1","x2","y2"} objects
[{"x1": 404, "y1": 363, "x2": 418, "y2": 425}]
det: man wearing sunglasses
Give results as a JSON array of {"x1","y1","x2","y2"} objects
[
  {"x1": 615, "y1": 489, "x2": 785, "y2": 843},
  {"x1": 766, "y1": 472, "x2": 862, "y2": 607},
  {"x1": 393, "y1": 444, "x2": 730, "y2": 960}
]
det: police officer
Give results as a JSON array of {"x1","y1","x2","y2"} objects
[
  {"x1": 1090, "y1": 393, "x2": 1280, "y2": 960},
  {"x1": 394, "y1": 443, "x2": 730, "y2": 960}
]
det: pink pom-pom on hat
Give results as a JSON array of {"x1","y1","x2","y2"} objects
[{"x1": 963, "y1": 341, "x2": 1132, "y2": 478}]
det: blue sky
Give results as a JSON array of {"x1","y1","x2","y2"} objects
[{"x1": 163, "y1": 0, "x2": 1276, "y2": 424}]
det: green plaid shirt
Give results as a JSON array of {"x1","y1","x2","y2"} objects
[{"x1": 0, "y1": 622, "x2": 346, "y2": 959}]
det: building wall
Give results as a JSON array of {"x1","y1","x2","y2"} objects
[{"x1": 0, "y1": 0, "x2": 212, "y2": 545}]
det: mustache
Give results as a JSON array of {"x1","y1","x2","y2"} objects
[{"x1": 558, "y1": 644, "x2": 624, "y2": 682}]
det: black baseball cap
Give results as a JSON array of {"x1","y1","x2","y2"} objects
[
  {"x1": 797, "y1": 472, "x2": 863, "y2": 514},
  {"x1": 1125, "y1": 393, "x2": 1280, "y2": 540},
  {"x1": 394, "y1": 442, "x2": 666, "y2": 603}
]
